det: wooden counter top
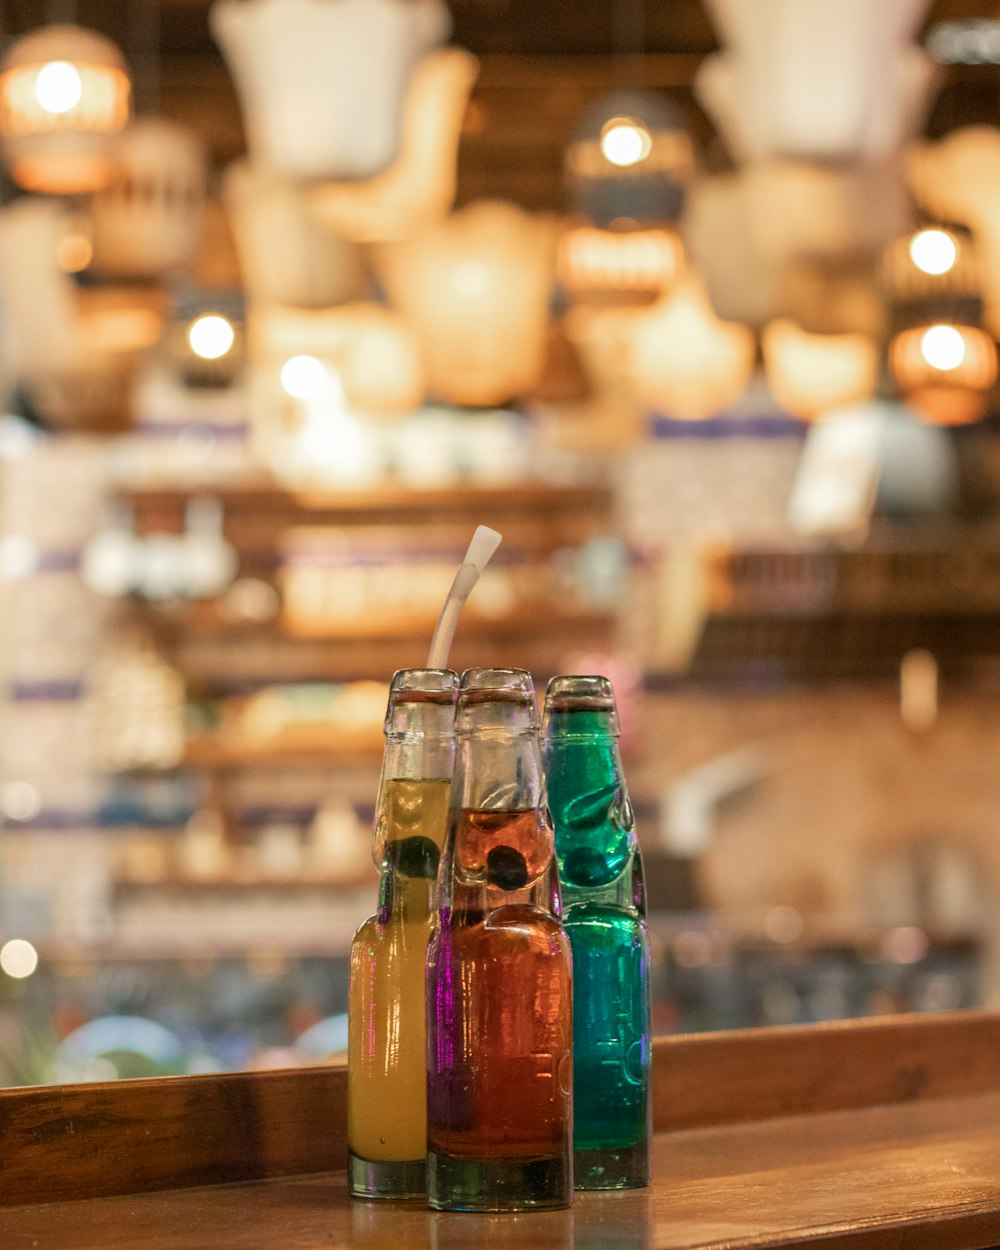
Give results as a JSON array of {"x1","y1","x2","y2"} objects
[{"x1": 3, "y1": 1012, "x2": 1000, "y2": 1248}]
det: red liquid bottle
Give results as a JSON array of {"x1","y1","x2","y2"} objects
[{"x1": 426, "y1": 667, "x2": 573, "y2": 1211}]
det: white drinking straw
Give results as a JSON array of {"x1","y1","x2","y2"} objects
[{"x1": 426, "y1": 525, "x2": 502, "y2": 669}]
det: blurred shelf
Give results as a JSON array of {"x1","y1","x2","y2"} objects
[
  {"x1": 125, "y1": 478, "x2": 613, "y2": 523},
  {"x1": 181, "y1": 740, "x2": 383, "y2": 770},
  {"x1": 112, "y1": 874, "x2": 369, "y2": 894},
  {"x1": 137, "y1": 601, "x2": 614, "y2": 642}
]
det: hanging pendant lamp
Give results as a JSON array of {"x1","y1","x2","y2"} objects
[{"x1": 0, "y1": 23, "x2": 130, "y2": 194}]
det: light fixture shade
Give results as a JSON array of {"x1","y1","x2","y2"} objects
[
  {"x1": 564, "y1": 89, "x2": 695, "y2": 229},
  {"x1": 556, "y1": 224, "x2": 683, "y2": 297},
  {"x1": 762, "y1": 319, "x2": 878, "y2": 420},
  {"x1": 682, "y1": 172, "x2": 785, "y2": 326},
  {"x1": 907, "y1": 127, "x2": 1000, "y2": 338},
  {"x1": 906, "y1": 126, "x2": 1000, "y2": 229},
  {"x1": 210, "y1": 0, "x2": 450, "y2": 181},
  {"x1": 250, "y1": 302, "x2": 425, "y2": 415},
  {"x1": 889, "y1": 323, "x2": 997, "y2": 425},
  {"x1": 307, "y1": 46, "x2": 478, "y2": 243},
  {"x1": 743, "y1": 161, "x2": 911, "y2": 261},
  {"x1": 376, "y1": 200, "x2": 557, "y2": 408},
  {"x1": 89, "y1": 119, "x2": 207, "y2": 278},
  {"x1": 0, "y1": 24, "x2": 130, "y2": 194},
  {"x1": 627, "y1": 273, "x2": 755, "y2": 420},
  {"x1": 879, "y1": 224, "x2": 982, "y2": 333},
  {"x1": 695, "y1": 0, "x2": 936, "y2": 164},
  {"x1": 0, "y1": 197, "x2": 152, "y2": 428},
  {"x1": 224, "y1": 160, "x2": 368, "y2": 308}
]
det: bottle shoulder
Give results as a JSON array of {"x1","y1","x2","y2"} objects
[{"x1": 563, "y1": 898, "x2": 649, "y2": 933}]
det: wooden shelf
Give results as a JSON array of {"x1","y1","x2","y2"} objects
[
  {"x1": 112, "y1": 874, "x2": 368, "y2": 893},
  {"x1": 181, "y1": 739, "x2": 383, "y2": 770},
  {"x1": 126, "y1": 477, "x2": 613, "y2": 526},
  {"x1": 139, "y1": 602, "x2": 614, "y2": 643},
  {"x1": 3, "y1": 1012, "x2": 1000, "y2": 1247}
]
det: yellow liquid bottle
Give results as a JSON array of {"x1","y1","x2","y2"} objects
[{"x1": 347, "y1": 670, "x2": 457, "y2": 1199}]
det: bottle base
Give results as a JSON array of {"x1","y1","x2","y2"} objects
[
  {"x1": 574, "y1": 1141, "x2": 650, "y2": 1191},
  {"x1": 427, "y1": 1149, "x2": 572, "y2": 1211},
  {"x1": 347, "y1": 1150, "x2": 426, "y2": 1200}
]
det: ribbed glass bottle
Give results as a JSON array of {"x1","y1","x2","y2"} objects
[
  {"x1": 347, "y1": 667, "x2": 458, "y2": 1199},
  {"x1": 426, "y1": 667, "x2": 574, "y2": 1211},
  {"x1": 542, "y1": 674, "x2": 651, "y2": 1190}
]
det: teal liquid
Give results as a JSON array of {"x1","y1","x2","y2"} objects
[{"x1": 544, "y1": 706, "x2": 651, "y2": 1189}]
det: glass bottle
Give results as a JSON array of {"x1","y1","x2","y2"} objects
[
  {"x1": 542, "y1": 674, "x2": 651, "y2": 1190},
  {"x1": 426, "y1": 667, "x2": 573, "y2": 1211},
  {"x1": 347, "y1": 667, "x2": 458, "y2": 1199}
]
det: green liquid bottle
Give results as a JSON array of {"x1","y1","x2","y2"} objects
[
  {"x1": 347, "y1": 667, "x2": 457, "y2": 1200},
  {"x1": 542, "y1": 674, "x2": 651, "y2": 1190}
]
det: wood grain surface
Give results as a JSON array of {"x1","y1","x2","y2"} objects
[
  {"x1": 2, "y1": 1091, "x2": 1000, "y2": 1249},
  {"x1": 3, "y1": 1011, "x2": 1000, "y2": 1210}
]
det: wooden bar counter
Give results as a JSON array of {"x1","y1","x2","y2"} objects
[{"x1": 3, "y1": 1011, "x2": 1000, "y2": 1249}]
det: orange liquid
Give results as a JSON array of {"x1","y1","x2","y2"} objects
[{"x1": 427, "y1": 808, "x2": 573, "y2": 1162}]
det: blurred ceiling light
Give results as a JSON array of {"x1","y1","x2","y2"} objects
[
  {"x1": 890, "y1": 321, "x2": 997, "y2": 424},
  {"x1": 0, "y1": 24, "x2": 130, "y2": 194},
  {"x1": 762, "y1": 319, "x2": 878, "y2": 420},
  {"x1": 920, "y1": 323, "x2": 966, "y2": 372},
  {"x1": 907, "y1": 127, "x2": 1000, "y2": 338},
  {"x1": 909, "y1": 228, "x2": 958, "y2": 275},
  {"x1": 600, "y1": 117, "x2": 652, "y2": 168},
  {"x1": 628, "y1": 273, "x2": 756, "y2": 420},
  {"x1": 557, "y1": 224, "x2": 682, "y2": 295},
  {"x1": 306, "y1": 45, "x2": 478, "y2": 243},
  {"x1": 35, "y1": 60, "x2": 83, "y2": 113},
  {"x1": 376, "y1": 200, "x2": 556, "y2": 407},
  {"x1": 211, "y1": 0, "x2": 450, "y2": 181},
  {"x1": 695, "y1": 0, "x2": 938, "y2": 164},
  {"x1": 0, "y1": 938, "x2": 39, "y2": 979},
  {"x1": 189, "y1": 314, "x2": 236, "y2": 361},
  {"x1": 280, "y1": 353, "x2": 333, "y2": 400},
  {"x1": 566, "y1": 90, "x2": 694, "y2": 230},
  {"x1": 225, "y1": 159, "x2": 368, "y2": 308},
  {"x1": 0, "y1": 198, "x2": 138, "y2": 429},
  {"x1": 89, "y1": 119, "x2": 208, "y2": 279},
  {"x1": 249, "y1": 303, "x2": 424, "y2": 423}
]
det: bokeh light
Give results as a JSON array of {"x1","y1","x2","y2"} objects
[
  {"x1": 908, "y1": 228, "x2": 958, "y2": 276},
  {"x1": 188, "y1": 314, "x2": 235, "y2": 361},
  {"x1": 600, "y1": 117, "x2": 652, "y2": 168},
  {"x1": 920, "y1": 323, "x2": 966, "y2": 371},
  {"x1": 0, "y1": 938, "x2": 39, "y2": 979},
  {"x1": 34, "y1": 61, "x2": 83, "y2": 114}
]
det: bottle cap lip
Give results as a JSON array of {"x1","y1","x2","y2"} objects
[
  {"x1": 544, "y1": 673, "x2": 616, "y2": 712},
  {"x1": 388, "y1": 667, "x2": 459, "y2": 706},
  {"x1": 459, "y1": 666, "x2": 535, "y2": 700},
  {"x1": 456, "y1": 667, "x2": 539, "y2": 723}
]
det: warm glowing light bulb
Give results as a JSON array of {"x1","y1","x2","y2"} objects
[
  {"x1": 0, "y1": 938, "x2": 38, "y2": 979},
  {"x1": 909, "y1": 228, "x2": 958, "y2": 276},
  {"x1": 600, "y1": 117, "x2": 652, "y2": 168},
  {"x1": 280, "y1": 354, "x2": 330, "y2": 400},
  {"x1": 34, "y1": 61, "x2": 83, "y2": 114},
  {"x1": 920, "y1": 323, "x2": 966, "y2": 371},
  {"x1": 188, "y1": 315, "x2": 235, "y2": 361}
]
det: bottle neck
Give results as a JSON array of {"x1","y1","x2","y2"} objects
[
  {"x1": 543, "y1": 705, "x2": 640, "y2": 909},
  {"x1": 443, "y1": 708, "x2": 557, "y2": 919}
]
